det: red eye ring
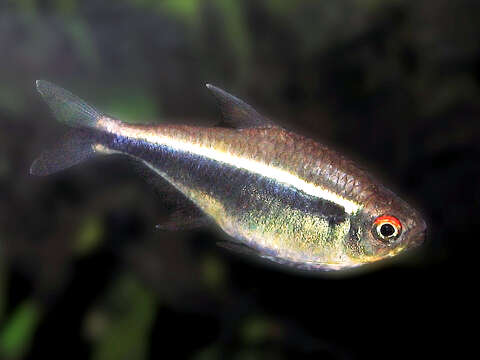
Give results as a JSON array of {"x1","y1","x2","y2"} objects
[
  {"x1": 374, "y1": 215, "x2": 402, "y2": 230},
  {"x1": 373, "y1": 215, "x2": 402, "y2": 241}
]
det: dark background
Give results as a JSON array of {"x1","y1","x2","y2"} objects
[{"x1": 0, "y1": 0, "x2": 477, "y2": 359}]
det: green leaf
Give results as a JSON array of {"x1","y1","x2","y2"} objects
[
  {"x1": 0, "y1": 300, "x2": 42, "y2": 359},
  {"x1": 102, "y1": 89, "x2": 161, "y2": 124},
  {"x1": 74, "y1": 215, "x2": 104, "y2": 256},
  {"x1": 66, "y1": 18, "x2": 100, "y2": 68},
  {"x1": 240, "y1": 316, "x2": 278, "y2": 344},
  {"x1": 201, "y1": 254, "x2": 226, "y2": 290},
  {"x1": 0, "y1": 259, "x2": 5, "y2": 322},
  {"x1": 161, "y1": 0, "x2": 200, "y2": 21},
  {"x1": 14, "y1": 0, "x2": 37, "y2": 12},
  {"x1": 0, "y1": 86, "x2": 27, "y2": 116},
  {"x1": 88, "y1": 274, "x2": 158, "y2": 360},
  {"x1": 212, "y1": 0, "x2": 251, "y2": 81}
]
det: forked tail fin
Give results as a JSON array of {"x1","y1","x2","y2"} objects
[
  {"x1": 30, "y1": 129, "x2": 98, "y2": 176},
  {"x1": 31, "y1": 81, "x2": 107, "y2": 176},
  {"x1": 35, "y1": 80, "x2": 103, "y2": 129}
]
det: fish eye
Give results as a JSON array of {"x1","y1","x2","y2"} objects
[{"x1": 373, "y1": 215, "x2": 402, "y2": 242}]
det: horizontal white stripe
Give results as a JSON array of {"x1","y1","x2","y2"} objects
[{"x1": 114, "y1": 125, "x2": 361, "y2": 214}]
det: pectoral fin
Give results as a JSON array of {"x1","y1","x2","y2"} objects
[{"x1": 156, "y1": 206, "x2": 211, "y2": 231}]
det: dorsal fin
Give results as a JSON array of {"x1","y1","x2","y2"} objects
[{"x1": 206, "y1": 84, "x2": 276, "y2": 129}]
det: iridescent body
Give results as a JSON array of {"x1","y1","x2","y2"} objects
[{"x1": 31, "y1": 81, "x2": 426, "y2": 271}]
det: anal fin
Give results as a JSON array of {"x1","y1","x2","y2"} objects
[
  {"x1": 216, "y1": 241, "x2": 261, "y2": 257},
  {"x1": 217, "y1": 241, "x2": 331, "y2": 271}
]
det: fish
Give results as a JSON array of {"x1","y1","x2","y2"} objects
[{"x1": 30, "y1": 80, "x2": 426, "y2": 271}]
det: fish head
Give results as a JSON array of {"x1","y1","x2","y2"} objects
[{"x1": 348, "y1": 187, "x2": 426, "y2": 265}]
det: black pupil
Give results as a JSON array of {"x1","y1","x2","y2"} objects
[{"x1": 380, "y1": 223, "x2": 395, "y2": 237}]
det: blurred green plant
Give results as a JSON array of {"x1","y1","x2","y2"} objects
[
  {"x1": 85, "y1": 274, "x2": 157, "y2": 360},
  {"x1": 192, "y1": 344, "x2": 221, "y2": 360},
  {"x1": 74, "y1": 215, "x2": 104, "y2": 256},
  {"x1": 12, "y1": 0, "x2": 77, "y2": 13},
  {"x1": 65, "y1": 18, "x2": 101, "y2": 69},
  {"x1": 201, "y1": 254, "x2": 226, "y2": 291},
  {"x1": 124, "y1": 0, "x2": 200, "y2": 22},
  {"x1": 124, "y1": 0, "x2": 252, "y2": 86},
  {"x1": 161, "y1": 0, "x2": 200, "y2": 21},
  {"x1": 0, "y1": 260, "x2": 5, "y2": 323},
  {"x1": 53, "y1": 0, "x2": 78, "y2": 14},
  {"x1": 240, "y1": 315, "x2": 280, "y2": 345},
  {"x1": 0, "y1": 300, "x2": 43, "y2": 359},
  {"x1": 264, "y1": 0, "x2": 299, "y2": 15},
  {"x1": 0, "y1": 86, "x2": 27, "y2": 116},
  {"x1": 102, "y1": 88, "x2": 161, "y2": 124},
  {"x1": 14, "y1": 0, "x2": 37, "y2": 12},
  {"x1": 210, "y1": 0, "x2": 251, "y2": 83}
]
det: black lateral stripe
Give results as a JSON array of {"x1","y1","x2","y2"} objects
[{"x1": 102, "y1": 133, "x2": 348, "y2": 224}]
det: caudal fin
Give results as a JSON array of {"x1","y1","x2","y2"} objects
[
  {"x1": 30, "y1": 129, "x2": 98, "y2": 176},
  {"x1": 31, "y1": 81, "x2": 107, "y2": 176},
  {"x1": 35, "y1": 80, "x2": 103, "y2": 129}
]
